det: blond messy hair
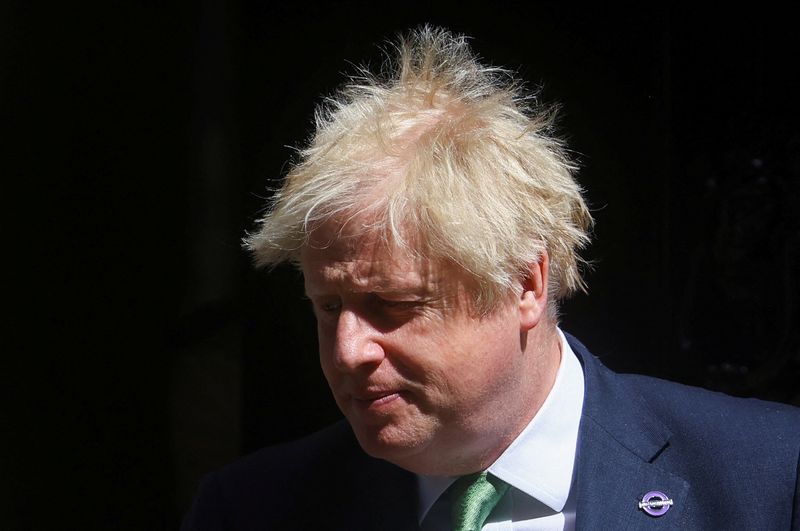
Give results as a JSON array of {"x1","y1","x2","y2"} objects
[{"x1": 245, "y1": 26, "x2": 593, "y2": 313}]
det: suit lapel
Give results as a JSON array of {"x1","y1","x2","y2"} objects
[{"x1": 568, "y1": 335, "x2": 691, "y2": 530}]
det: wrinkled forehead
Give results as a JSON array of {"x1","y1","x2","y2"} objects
[
  {"x1": 299, "y1": 217, "x2": 506, "y2": 316},
  {"x1": 300, "y1": 216, "x2": 436, "y2": 283}
]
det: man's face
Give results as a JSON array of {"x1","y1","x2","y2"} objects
[{"x1": 301, "y1": 221, "x2": 552, "y2": 475}]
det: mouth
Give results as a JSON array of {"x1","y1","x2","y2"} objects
[
  {"x1": 354, "y1": 389, "x2": 401, "y2": 403},
  {"x1": 350, "y1": 389, "x2": 405, "y2": 412}
]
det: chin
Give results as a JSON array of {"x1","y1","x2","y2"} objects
[{"x1": 350, "y1": 420, "x2": 431, "y2": 465}]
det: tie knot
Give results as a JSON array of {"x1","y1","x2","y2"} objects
[{"x1": 450, "y1": 472, "x2": 510, "y2": 531}]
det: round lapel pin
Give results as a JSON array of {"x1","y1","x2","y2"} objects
[{"x1": 638, "y1": 490, "x2": 673, "y2": 517}]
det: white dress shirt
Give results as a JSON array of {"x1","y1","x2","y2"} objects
[{"x1": 418, "y1": 330, "x2": 585, "y2": 530}]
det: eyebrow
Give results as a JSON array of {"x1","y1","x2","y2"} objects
[
  {"x1": 305, "y1": 270, "x2": 437, "y2": 294},
  {"x1": 305, "y1": 283, "x2": 432, "y2": 296}
]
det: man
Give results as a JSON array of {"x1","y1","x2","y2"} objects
[{"x1": 183, "y1": 27, "x2": 799, "y2": 530}]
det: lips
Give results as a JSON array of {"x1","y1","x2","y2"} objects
[
  {"x1": 349, "y1": 388, "x2": 406, "y2": 416},
  {"x1": 353, "y1": 389, "x2": 401, "y2": 403}
]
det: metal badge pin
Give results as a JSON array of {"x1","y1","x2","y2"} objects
[{"x1": 638, "y1": 490, "x2": 673, "y2": 517}]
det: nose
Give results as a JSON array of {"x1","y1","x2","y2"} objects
[{"x1": 332, "y1": 308, "x2": 385, "y2": 372}]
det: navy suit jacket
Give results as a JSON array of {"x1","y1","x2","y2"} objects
[{"x1": 182, "y1": 335, "x2": 800, "y2": 530}]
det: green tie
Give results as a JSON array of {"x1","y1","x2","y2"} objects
[{"x1": 449, "y1": 472, "x2": 510, "y2": 531}]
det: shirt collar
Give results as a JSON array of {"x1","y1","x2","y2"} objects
[{"x1": 416, "y1": 329, "x2": 585, "y2": 522}]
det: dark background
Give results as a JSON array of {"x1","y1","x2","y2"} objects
[{"x1": 5, "y1": 3, "x2": 798, "y2": 530}]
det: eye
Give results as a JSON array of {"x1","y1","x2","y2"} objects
[
  {"x1": 374, "y1": 295, "x2": 421, "y2": 312},
  {"x1": 307, "y1": 296, "x2": 342, "y2": 316},
  {"x1": 320, "y1": 300, "x2": 342, "y2": 313},
  {"x1": 380, "y1": 299, "x2": 412, "y2": 308}
]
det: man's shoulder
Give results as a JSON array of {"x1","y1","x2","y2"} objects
[
  {"x1": 622, "y1": 370, "x2": 800, "y2": 419},
  {"x1": 218, "y1": 419, "x2": 361, "y2": 484},
  {"x1": 568, "y1": 334, "x2": 799, "y2": 529},
  {"x1": 569, "y1": 331, "x2": 799, "y2": 480},
  {"x1": 619, "y1": 370, "x2": 800, "y2": 449},
  {"x1": 567, "y1": 332, "x2": 800, "y2": 440},
  {"x1": 615, "y1": 373, "x2": 799, "y2": 527},
  {"x1": 576, "y1": 339, "x2": 800, "y2": 451},
  {"x1": 181, "y1": 420, "x2": 417, "y2": 531},
  {"x1": 210, "y1": 419, "x2": 400, "y2": 506}
]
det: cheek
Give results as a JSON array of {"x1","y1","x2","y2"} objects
[
  {"x1": 442, "y1": 321, "x2": 519, "y2": 384},
  {"x1": 390, "y1": 328, "x2": 476, "y2": 397},
  {"x1": 316, "y1": 324, "x2": 337, "y2": 379}
]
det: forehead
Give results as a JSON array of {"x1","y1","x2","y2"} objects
[{"x1": 299, "y1": 221, "x2": 437, "y2": 292}]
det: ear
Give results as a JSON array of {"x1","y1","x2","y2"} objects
[{"x1": 519, "y1": 251, "x2": 550, "y2": 331}]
